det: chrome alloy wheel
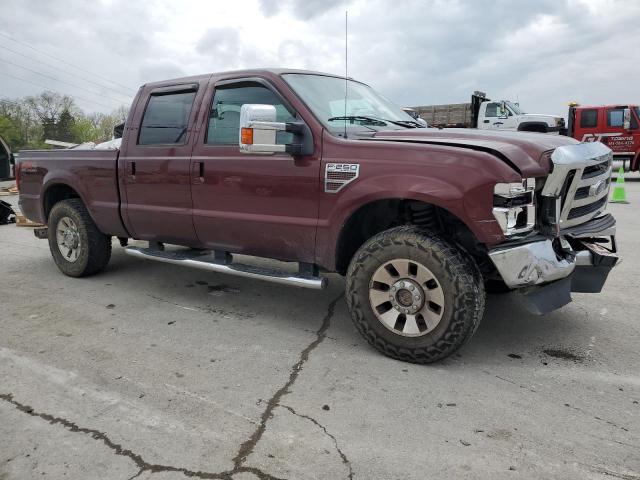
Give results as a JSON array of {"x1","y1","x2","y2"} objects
[
  {"x1": 56, "y1": 216, "x2": 81, "y2": 262},
  {"x1": 369, "y1": 258, "x2": 445, "y2": 337}
]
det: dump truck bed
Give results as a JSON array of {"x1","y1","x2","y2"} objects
[{"x1": 412, "y1": 102, "x2": 474, "y2": 128}]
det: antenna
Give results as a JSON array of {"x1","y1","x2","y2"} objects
[{"x1": 344, "y1": 10, "x2": 348, "y2": 139}]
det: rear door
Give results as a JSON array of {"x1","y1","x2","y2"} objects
[
  {"x1": 189, "y1": 77, "x2": 321, "y2": 262},
  {"x1": 120, "y1": 82, "x2": 206, "y2": 245}
]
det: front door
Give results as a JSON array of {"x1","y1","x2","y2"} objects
[
  {"x1": 484, "y1": 102, "x2": 519, "y2": 130},
  {"x1": 190, "y1": 78, "x2": 321, "y2": 262},
  {"x1": 480, "y1": 102, "x2": 509, "y2": 130},
  {"x1": 602, "y1": 107, "x2": 638, "y2": 156},
  {"x1": 120, "y1": 82, "x2": 205, "y2": 245}
]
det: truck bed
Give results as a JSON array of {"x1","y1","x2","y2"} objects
[{"x1": 18, "y1": 148, "x2": 128, "y2": 237}]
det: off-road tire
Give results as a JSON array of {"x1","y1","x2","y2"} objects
[
  {"x1": 48, "y1": 199, "x2": 112, "y2": 277},
  {"x1": 346, "y1": 226, "x2": 485, "y2": 363}
]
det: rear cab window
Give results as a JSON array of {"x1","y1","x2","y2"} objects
[{"x1": 139, "y1": 90, "x2": 197, "y2": 145}]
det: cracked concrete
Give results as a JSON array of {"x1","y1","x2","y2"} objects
[
  {"x1": 279, "y1": 404, "x2": 353, "y2": 479},
  {"x1": 231, "y1": 295, "x2": 343, "y2": 471},
  {"x1": 1, "y1": 182, "x2": 640, "y2": 479},
  {"x1": 0, "y1": 292, "x2": 343, "y2": 480}
]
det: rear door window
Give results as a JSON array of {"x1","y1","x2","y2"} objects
[
  {"x1": 579, "y1": 109, "x2": 598, "y2": 128},
  {"x1": 139, "y1": 91, "x2": 197, "y2": 145}
]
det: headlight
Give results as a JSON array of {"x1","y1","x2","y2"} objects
[{"x1": 493, "y1": 178, "x2": 536, "y2": 236}]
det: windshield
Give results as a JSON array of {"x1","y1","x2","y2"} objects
[
  {"x1": 506, "y1": 101, "x2": 524, "y2": 115},
  {"x1": 283, "y1": 74, "x2": 421, "y2": 135}
]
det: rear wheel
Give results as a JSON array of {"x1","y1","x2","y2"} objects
[
  {"x1": 48, "y1": 199, "x2": 111, "y2": 277},
  {"x1": 346, "y1": 226, "x2": 485, "y2": 363}
]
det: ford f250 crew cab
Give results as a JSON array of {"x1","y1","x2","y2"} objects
[
  {"x1": 411, "y1": 91, "x2": 565, "y2": 133},
  {"x1": 18, "y1": 69, "x2": 618, "y2": 363}
]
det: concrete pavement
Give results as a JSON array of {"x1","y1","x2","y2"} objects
[{"x1": 1, "y1": 180, "x2": 638, "y2": 479}]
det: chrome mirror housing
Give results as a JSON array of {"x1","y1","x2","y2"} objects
[
  {"x1": 239, "y1": 104, "x2": 285, "y2": 154},
  {"x1": 623, "y1": 107, "x2": 631, "y2": 130}
]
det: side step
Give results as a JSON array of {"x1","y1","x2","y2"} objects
[{"x1": 124, "y1": 246, "x2": 327, "y2": 290}]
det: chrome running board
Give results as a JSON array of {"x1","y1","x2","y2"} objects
[{"x1": 124, "y1": 246, "x2": 327, "y2": 290}]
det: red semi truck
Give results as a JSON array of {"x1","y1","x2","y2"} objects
[
  {"x1": 17, "y1": 69, "x2": 618, "y2": 363},
  {"x1": 566, "y1": 104, "x2": 640, "y2": 171}
]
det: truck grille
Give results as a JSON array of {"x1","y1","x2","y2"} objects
[
  {"x1": 567, "y1": 196, "x2": 608, "y2": 219},
  {"x1": 582, "y1": 159, "x2": 611, "y2": 179},
  {"x1": 541, "y1": 143, "x2": 613, "y2": 230}
]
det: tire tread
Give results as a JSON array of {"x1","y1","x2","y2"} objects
[{"x1": 345, "y1": 226, "x2": 485, "y2": 363}]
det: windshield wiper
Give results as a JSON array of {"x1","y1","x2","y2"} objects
[
  {"x1": 327, "y1": 116, "x2": 388, "y2": 127},
  {"x1": 378, "y1": 118, "x2": 424, "y2": 128}
]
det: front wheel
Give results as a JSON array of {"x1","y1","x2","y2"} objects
[
  {"x1": 48, "y1": 199, "x2": 112, "y2": 277},
  {"x1": 346, "y1": 226, "x2": 485, "y2": 364}
]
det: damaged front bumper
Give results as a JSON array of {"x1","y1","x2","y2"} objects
[{"x1": 488, "y1": 214, "x2": 618, "y2": 314}]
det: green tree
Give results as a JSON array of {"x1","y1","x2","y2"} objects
[
  {"x1": 0, "y1": 115, "x2": 23, "y2": 150},
  {"x1": 71, "y1": 116, "x2": 100, "y2": 144},
  {"x1": 56, "y1": 108, "x2": 76, "y2": 142},
  {"x1": 1, "y1": 91, "x2": 129, "y2": 148}
]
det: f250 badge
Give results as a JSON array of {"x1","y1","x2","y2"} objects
[{"x1": 324, "y1": 163, "x2": 360, "y2": 193}]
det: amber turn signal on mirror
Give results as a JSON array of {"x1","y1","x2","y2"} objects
[{"x1": 241, "y1": 127, "x2": 253, "y2": 145}]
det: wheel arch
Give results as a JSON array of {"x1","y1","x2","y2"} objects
[
  {"x1": 517, "y1": 122, "x2": 549, "y2": 133},
  {"x1": 333, "y1": 196, "x2": 489, "y2": 275},
  {"x1": 43, "y1": 183, "x2": 83, "y2": 221}
]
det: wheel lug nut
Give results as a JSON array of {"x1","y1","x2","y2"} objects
[{"x1": 409, "y1": 285, "x2": 414, "y2": 291}]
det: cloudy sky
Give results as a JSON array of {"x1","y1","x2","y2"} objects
[{"x1": 1, "y1": 0, "x2": 638, "y2": 118}]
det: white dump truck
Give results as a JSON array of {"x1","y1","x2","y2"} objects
[{"x1": 410, "y1": 92, "x2": 565, "y2": 134}]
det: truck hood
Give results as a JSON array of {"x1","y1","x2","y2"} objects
[
  {"x1": 370, "y1": 128, "x2": 578, "y2": 177},
  {"x1": 519, "y1": 113, "x2": 562, "y2": 123}
]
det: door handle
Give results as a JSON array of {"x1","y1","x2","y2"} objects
[
  {"x1": 483, "y1": 120, "x2": 490, "y2": 123},
  {"x1": 192, "y1": 161, "x2": 204, "y2": 184},
  {"x1": 128, "y1": 161, "x2": 136, "y2": 177}
]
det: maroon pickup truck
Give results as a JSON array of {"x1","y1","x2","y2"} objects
[{"x1": 18, "y1": 69, "x2": 618, "y2": 363}]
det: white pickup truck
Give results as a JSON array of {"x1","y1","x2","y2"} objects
[{"x1": 409, "y1": 91, "x2": 566, "y2": 134}]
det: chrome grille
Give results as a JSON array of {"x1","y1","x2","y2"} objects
[
  {"x1": 541, "y1": 142, "x2": 613, "y2": 229},
  {"x1": 567, "y1": 196, "x2": 607, "y2": 219}
]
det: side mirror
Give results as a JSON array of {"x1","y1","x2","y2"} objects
[
  {"x1": 499, "y1": 100, "x2": 509, "y2": 118},
  {"x1": 239, "y1": 104, "x2": 311, "y2": 155},
  {"x1": 623, "y1": 107, "x2": 631, "y2": 130}
]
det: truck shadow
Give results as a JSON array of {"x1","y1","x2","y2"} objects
[
  {"x1": 458, "y1": 292, "x2": 596, "y2": 364},
  {"x1": 103, "y1": 248, "x2": 594, "y2": 366}
]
